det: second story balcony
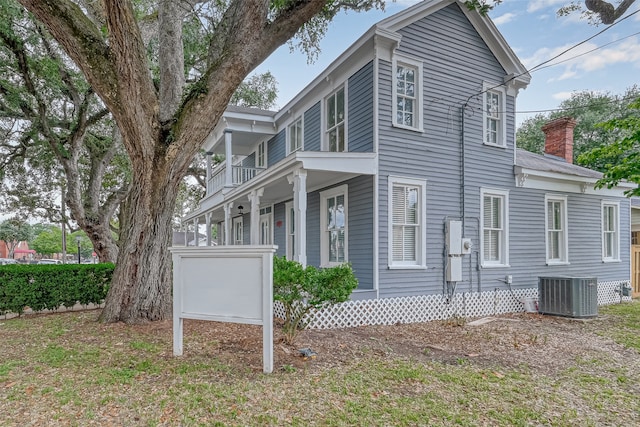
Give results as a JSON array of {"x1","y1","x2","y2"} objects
[{"x1": 207, "y1": 164, "x2": 264, "y2": 195}]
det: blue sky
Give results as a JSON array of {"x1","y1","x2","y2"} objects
[{"x1": 253, "y1": 0, "x2": 640, "y2": 126}]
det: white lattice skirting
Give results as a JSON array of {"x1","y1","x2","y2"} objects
[{"x1": 274, "y1": 280, "x2": 632, "y2": 330}]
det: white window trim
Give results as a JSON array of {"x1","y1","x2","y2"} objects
[
  {"x1": 387, "y1": 176, "x2": 427, "y2": 269},
  {"x1": 320, "y1": 185, "x2": 348, "y2": 267},
  {"x1": 232, "y1": 216, "x2": 243, "y2": 246},
  {"x1": 286, "y1": 116, "x2": 303, "y2": 155},
  {"x1": 285, "y1": 201, "x2": 294, "y2": 260},
  {"x1": 259, "y1": 205, "x2": 273, "y2": 245},
  {"x1": 601, "y1": 200, "x2": 620, "y2": 262},
  {"x1": 545, "y1": 194, "x2": 569, "y2": 265},
  {"x1": 480, "y1": 188, "x2": 510, "y2": 268},
  {"x1": 392, "y1": 55, "x2": 423, "y2": 132},
  {"x1": 482, "y1": 82, "x2": 507, "y2": 148},
  {"x1": 256, "y1": 141, "x2": 266, "y2": 168},
  {"x1": 323, "y1": 85, "x2": 348, "y2": 152}
]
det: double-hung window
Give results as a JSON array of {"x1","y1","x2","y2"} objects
[
  {"x1": 285, "y1": 202, "x2": 295, "y2": 260},
  {"x1": 545, "y1": 195, "x2": 568, "y2": 264},
  {"x1": 392, "y1": 56, "x2": 423, "y2": 131},
  {"x1": 388, "y1": 177, "x2": 426, "y2": 268},
  {"x1": 287, "y1": 117, "x2": 303, "y2": 154},
  {"x1": 483, "y1": 83, "x2": 506, "y2": 147},
  {"x1": 480, "y1": 189, "x2": 509, "y2": 267},
  {"x1": 602, "y1": 201, "x2": 620, "y2": 262},
  {"x1": 256, "y1": 141, "x2": 266, "y2": 168},
  {"x1": 326, "y1": 87, "x2": 346, "y2": 152},
  {"x1": 320, "y1": 185, "x2": 348, "y2": 266}
]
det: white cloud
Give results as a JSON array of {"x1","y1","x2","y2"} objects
[
  {"x1": 552, "y1": 91, "x2": 574, "y2": 101},
  {"x1": 493, "y1": 12, "x2": 517, "y2": 26},
  {"x1": 527, "y1": 0, "x2": 566, "y2": 13},
  {"x1": 522, "y1": 36, "x2": 640, "y2": 82}
]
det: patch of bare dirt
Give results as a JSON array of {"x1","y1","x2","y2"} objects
[{"x1": 172, "y1": 311, "x2": 639, "y2": 377}]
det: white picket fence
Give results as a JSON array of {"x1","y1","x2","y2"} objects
[{"x1": 274, "y1": 280, "x2": 632, "y2": 330}]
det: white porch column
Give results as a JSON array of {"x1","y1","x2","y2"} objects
[
  {"x1": 223, "y1": 202, "x2": 233, "y2": 246},
  {"x1": 192, "y1": 218, "x2": 199, "y2": 246},
  {"x1": 224, "y1": 130, "x2": 233, "y2": 187},
  {"x1": 184, "y1": 223, "x2": 189, "y2": 247},
  {"x1": 248, "y1": 188, "x2": 264, "y2": 245},
  {"x1": 205, "y1": 151, "x2": 213, "y2": 183},
  {"x1": 205, "y1": 212, "x2": 212, "y2": 246},
  {"x1": 287, "y1": 169, "x2": 307, "y2": 267}
]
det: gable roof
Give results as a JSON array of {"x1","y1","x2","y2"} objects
[
  {"x1": 276, "y1": 0, "x2": 530, "y2": 119},
  {"x1": 377, "y1": 0, "x2": 530, "y2": 89}
]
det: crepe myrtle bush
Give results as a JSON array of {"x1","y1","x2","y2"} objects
[{"x1": 273, "y1": 256, "x2": 357, "y2": 344}]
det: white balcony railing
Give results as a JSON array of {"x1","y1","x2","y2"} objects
[{"x1": 207, "y1": 165, "x2": 263, "y2": 195}]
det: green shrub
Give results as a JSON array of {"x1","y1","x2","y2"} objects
[
  {"x1": 0, "y1": 264, "x2": 113, "y2": 315},
  {"x1": 273, "y1": 256, "x2": 357, "y2": 344}
]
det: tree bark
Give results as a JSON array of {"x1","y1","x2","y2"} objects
[
  {"x1": 99, "y1": 149, "x2": 179, "y2": 322},
  {"x1": 18, "y1": 0, "x2": 346, "y2": 323}
]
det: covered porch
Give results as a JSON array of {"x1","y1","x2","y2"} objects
[{"x1": 182, "y1": 151, "x2": 377, "y2": 267}]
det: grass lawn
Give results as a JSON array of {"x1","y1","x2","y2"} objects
[{"x1": 1, "y1": 301, "x2": 639, "y2": 426}]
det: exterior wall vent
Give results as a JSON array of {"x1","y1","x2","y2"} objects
[{"x1": 538, "y1": 276, "x2": 598, "y2": 318}]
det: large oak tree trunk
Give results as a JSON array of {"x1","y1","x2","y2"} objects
[{"x1": 99, "y1": 152, "x2": 180, "y2": 322}]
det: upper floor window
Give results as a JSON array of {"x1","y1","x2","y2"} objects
[
  {"x1": 388, "y1": 176, "x2": 427, "y2": 268},
  {"x1": 483, "y1": 83, "x2": 506, "y2": 147},
  {"x1": 326, "y1": 87, "x2": 346, "y2": 152},
  {"x1": 320, "y1": 185, "x2": 348, "y2": 266},
  {"x1": 545, "y1": 195, "x2": 568, "y2": 264},
  {"x1": 392, "y1": 56, "x2": 423, "y2": 131},
  {"x1": 602, "y1": 201, "x2": 620, "y2": 262},
  {"x1": 480, "y1": 188, "x2": 509, "y2": 267},
  {"x1": 287, "y1": 117, "x2": 303, "y2": 155},
  {"x1": 256, "y1": 141, "x2": 266, "y2": 168}
]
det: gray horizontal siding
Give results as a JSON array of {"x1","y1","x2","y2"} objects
[
  {"x1": 376, "y1": 2, "x2": 629, "y2": 298},
  {"x1": 241, "y1": 153, "x2": 255, "y2": 169},
  {"x1": 306, "y1": 176, "x2": 374, "y2": 290},
  {"x1": 273, "y1": 202, "x2": 286, "y2": 257},
  {"x1": 348, "y1": 61, "x2": 374, "y2": 153},
  {"x1": 346, "y1": 175, "x2": 374, "y2": 289},
  {"x1": 502, "y1": 189, "x2": 631, "y2": 289},
  {"x1": 304, "y1": 102, "x2": 321, "y2": 152},
  {"x1": 306, "y1": 192, "x2": 321, "y2": 267},
  {"x1": 267, "y1": 130, "x2": 286, "y2": 167}
]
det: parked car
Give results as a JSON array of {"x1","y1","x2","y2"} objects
[
  {"x1": 38, "y1": 259, "x2": 62, "y2": 265},
  {"x1": 0, "y1": 258, "x2": 17, "y2": 265}
]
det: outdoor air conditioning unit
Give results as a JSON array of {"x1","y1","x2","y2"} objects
[{"x1": 538, "y1": 276, "x2": 598, "y2": 318}]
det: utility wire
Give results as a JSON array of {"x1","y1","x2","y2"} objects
[
  {"x1": 515, "y1": 93, "x2": 640, "y2": 115},
  {"x1": 477, "y1": 8, "x2": 640, "y2": 99},
  {"x1": 533, "y1": 31, "x2": 640, "y2": 71}
]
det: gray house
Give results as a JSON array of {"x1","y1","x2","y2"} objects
[{"x1": 184, "y1": 0, "x2": 633, "y2": 327}]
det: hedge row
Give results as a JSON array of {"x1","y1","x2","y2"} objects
[{"x1": 0, "y1": 263, "x2": 114, "y2": 315}]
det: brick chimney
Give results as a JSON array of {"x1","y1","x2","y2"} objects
[{"x1": 541, "y1": 117, "x2": 577, "y2": 163}]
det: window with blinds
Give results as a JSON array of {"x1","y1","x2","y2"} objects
[
  {"x1": 388, "y1": 177, "x2": 425, "y2": 268},
  {"x1": 545, "y1": 195, "x2": 568, "y2": 264},
  {"x1": 480, "y1": 189, "x2": 508, "y2": 266},
  {"x1": 602, "y1": 202, "x2": 619, "y2": 261}
]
